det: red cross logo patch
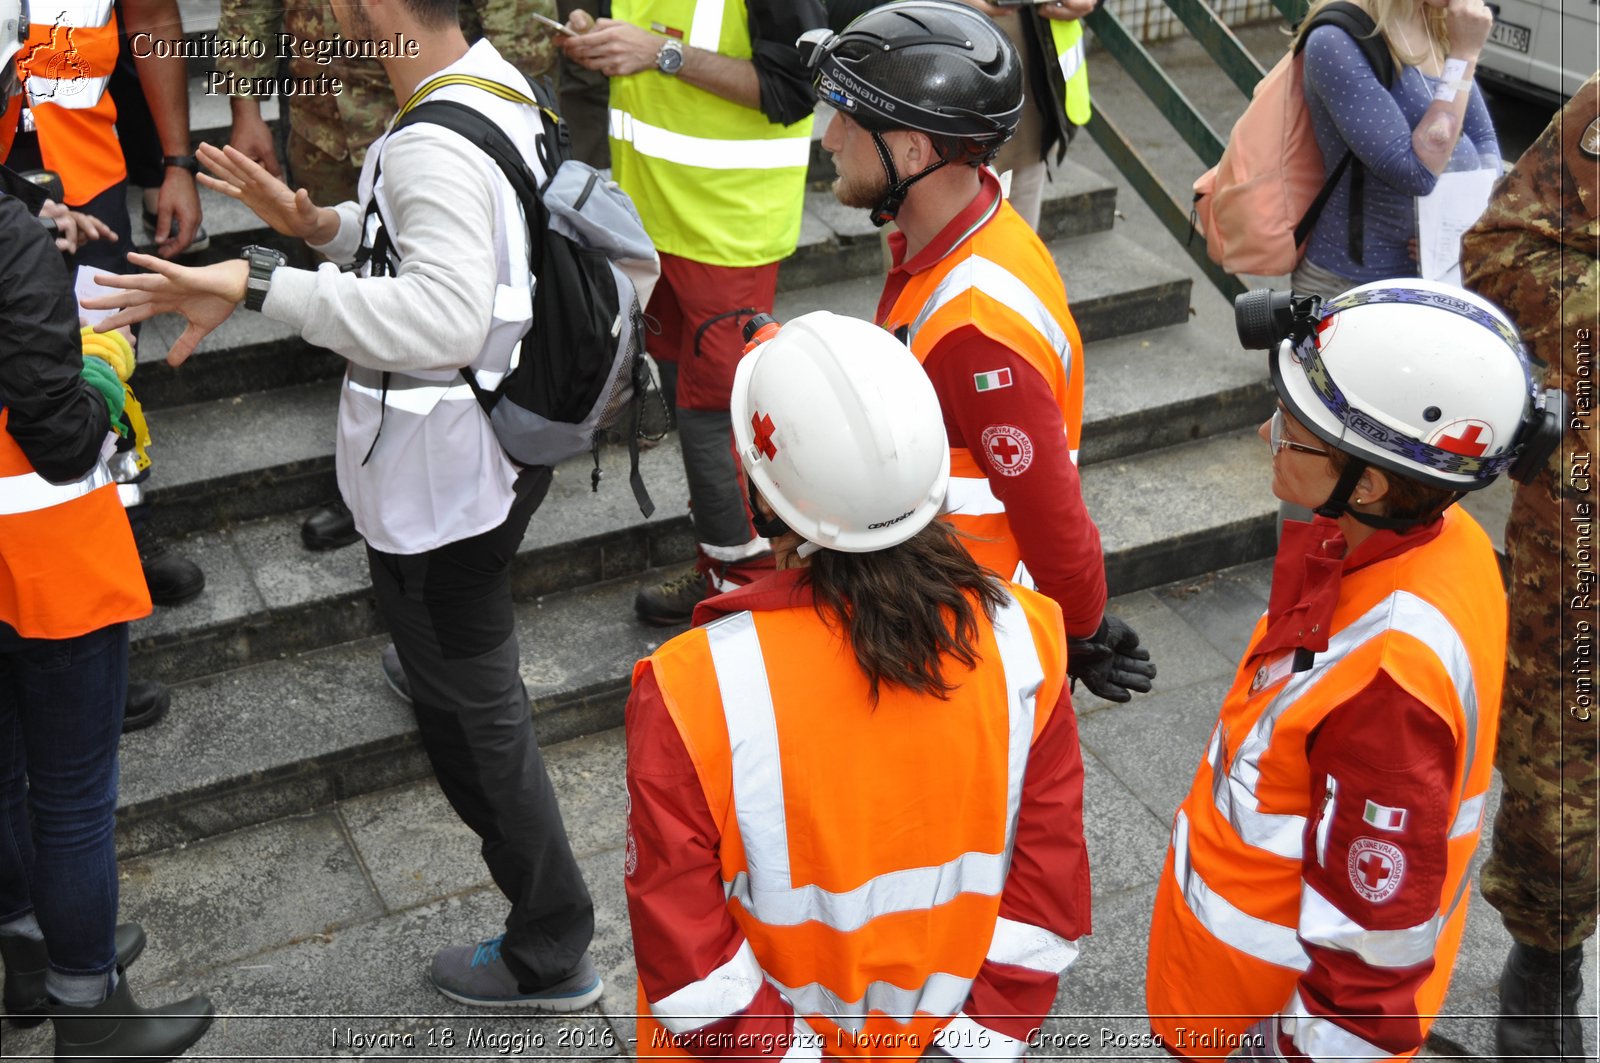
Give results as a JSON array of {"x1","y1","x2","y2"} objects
[
  {"x1": 1430, "y1": 419, "x2": 1493, "y2": 457},
  {"x1": 1347, "y1": 837, "x2": 1406, "y2": 903},
  {"x1": 751, "y1": 412, "x2": 778, "y2": 461},
  {"x1": 979, "y1": 424, "x2": 1034, "y2": 477}
]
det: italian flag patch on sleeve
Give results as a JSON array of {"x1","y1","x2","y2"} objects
[
  {"x1": 1362, "y1": 800, "x2": 1408, "y2": 832},
  {"x1": 974, "y1": 368, "x2": 1013, "y2": 392}
]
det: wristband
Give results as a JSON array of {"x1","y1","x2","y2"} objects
[
  {"x1": 162, "y1": 154, "x2": 200, "y2": 174},
  {"x1": 1432, "y1": 58, "x2": 1470, "y2": 102}
]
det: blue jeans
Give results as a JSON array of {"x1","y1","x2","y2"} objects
[{"x1": 0, "y1": 621, "x2": 126, "y2": 977}]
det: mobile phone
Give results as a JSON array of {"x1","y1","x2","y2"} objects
[{"x1": 530, "y1": 11, "x2": 577, "y2": 35}]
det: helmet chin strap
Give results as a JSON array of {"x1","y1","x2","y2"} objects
[
  {"x1": 1313, "y1": 457, "x2": 1455, "y2": 532},
  {"x1": 867, "y1": 130, "x2": 949, "y2": 228},
  {"x1": 745, "y1": 479, "x2": 822, "y2": 558}
]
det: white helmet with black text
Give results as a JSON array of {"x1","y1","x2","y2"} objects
[{"x1": 731, "y1": 310, "x2": 949, "y2": 554}]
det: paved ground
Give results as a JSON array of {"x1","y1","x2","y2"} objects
[{"x1": 4, "y1": 559, "x2": 1594, "y2": 1062}]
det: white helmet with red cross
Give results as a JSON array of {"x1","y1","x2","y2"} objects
[
  {"x1": 1272, "y1": 278, "x2": 1549, "y2": 492},
  {"x1": 731, "y1": 310, "x2": 949, "y2": 553}
]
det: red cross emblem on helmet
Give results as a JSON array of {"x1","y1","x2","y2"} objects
[
  {"x1": 751, "y1": 412, "x2": 778, "y2": 461},
  {"x1": 1430, "y1": 419, "x2": 1493, "y2": 457}
]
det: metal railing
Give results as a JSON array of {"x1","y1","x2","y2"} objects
[{"x1": 1081, "y1": 0, "x2": 1310, "y2": 300}]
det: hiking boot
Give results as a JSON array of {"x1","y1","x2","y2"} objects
[
  {"x1": 1496, "y1": 941, "x2": 1587, "y2": 1061},
  {"x1": 634, "y1": 567, "x2": 709, "y2": 627},
  {"x1": 429, "y1": 936, "x2": 603, "y2": 1012},
  {"x1": 51, "y1": 969, "x2": 213, "y2": 1062},
  {"x1": 301, "y1": 500, "x2": 360, "y2": 551},
  {"x1": 139, "y1": 540, "x2": 205, "y2": 607},
  {"x1": 379, "y1": 644, "x2": 412, "y2": 704},
  {"x1": 122, "y1": 678, "x2": 170, "y2": 734},
  {"x1": 1, "y1": 923, "x2": 147, "y2": 1026}
]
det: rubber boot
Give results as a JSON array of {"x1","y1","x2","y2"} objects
[
  {"x1": 1495, "y1": 941, "x2": 1587, "y2": 1061},
  {"x1": 1, "y1": 923, "x2": 147, "y2": 1027},
  {"x1": 50, "y1": 969, "x2": 214, "y2": 1063}
]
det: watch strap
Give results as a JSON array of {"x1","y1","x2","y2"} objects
[
  {"x1": 162, "y1": 154, "x2": 200, "y2": 174},
  {"x1": 241, "y1": 245, "x2": 287, "y2": 313}
]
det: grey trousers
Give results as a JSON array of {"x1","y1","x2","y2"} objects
[{"x1": 367, "y1": 471, "x2": 594, "y2": 986}]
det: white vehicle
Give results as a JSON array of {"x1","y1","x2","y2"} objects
[{"x1": 1476, "y1": 0, "x2": 1598, "y2": 107}]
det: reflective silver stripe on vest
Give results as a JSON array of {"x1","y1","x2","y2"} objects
[
  {"x1": 708, "y1": 593, "x2": 1043, "y2": 937},
  {"x1": 1282, "y1": 989, "x2": 1391, "y2": 1059},
  {"x1": 1450, "y1": 791, "x2": 1486, "y2": 839},
  {"x1": 770, "y1": 971, "x2": 973, "y2": 1032},
  {"x1": 0, "y1": 460, "x2": 113, "y2": 516},
  {"x1": 986, "y1": 916, "x2": 1079, "y2": 974},
  {"x1": 651, "y1": 939, "x2": 765, "y2": 1034},
  {"x1": 346, "y1": 367, "x2": 479, "y2": 416},
  {"x1": 937, "y1": 1014, "x2": 1028, "y2": 1062},
  {"x1": 908, "y1": 256, "x2": 1072, "y2": 382},
  {"x1": 945, "y1": 476, "x2": 1006, "y2": 517},
  {"x1": 687, "y1": 0, "x2": 726, "y2": 51},
  {"x1": 1057, "y1": 39, "x2": 1085, "y2": 82},
  {"x1": 1171, "y1": 810, "x2": 1311, "y2": 972},
  {"x1": 1212, "y1": 591, "x2": 1482, "y2": 862},
  {"x1": 610, "y1": 109, "x2": 810, "y2": 171},
  {"x1": 1299, "y1": 882, "x2": 1441, "y2": 969}
]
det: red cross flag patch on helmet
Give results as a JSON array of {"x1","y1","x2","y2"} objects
[
  {"x1": 1348, "y1": 837, "x2": 1406, "y2": 903},
  {"x1": 751, "y1": 412, "x2": 778, "y2": 461},
  {"x1": 980, "y1": 424, "x2": 1034, "y2": 477},
  {"x1": 1429, "y1": 419, "x2": 1493, "y2": 457}
]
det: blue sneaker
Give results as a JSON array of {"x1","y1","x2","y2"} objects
[{"x1": 429, "y1": 936, "x2": 603, "y2": 1011}]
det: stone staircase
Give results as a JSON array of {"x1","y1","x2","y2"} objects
[{"x1": 106, "y1": 47, "x2": 1296, "y2": 860}]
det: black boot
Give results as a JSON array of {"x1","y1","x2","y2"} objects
[
  {"x1": 1496, "y1": 941, "x2": 1587, "y2": 1061},
  {"x1": 301, "y1": 500, "x2": 360, "y2": 551},
  {"x1": 51, "y1": 969, "x2": 214, "y2": 1063},
  {"x1": 138, "y1": 540, "x2": 205, "y2": 607},
  {"x1": 1, "y1": 924, "x2": 147, "y2": 1026},
  {"x1": 122, "y1": 678, "x2": 170, "y2": 734}
]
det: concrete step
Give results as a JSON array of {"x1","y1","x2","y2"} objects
[
  {"x1": 128, "y1": 439, "x2": 694, "y2": 686},
  {"x1": 137, "y1": 311, "x2": 1269, "y2": 541},
  {"x1": 115, "y1": 569, "x2": 687, "y2": 859},
  {"x1": 128, "y1": 425, "x2": 1276, "y2": 689},
  {"x1": 116, "y1": 422, "x2": 1282, "y2": 855}
]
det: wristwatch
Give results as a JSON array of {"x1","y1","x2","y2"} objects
[
  {"x1": 161, "y1": 154, "x2": 200, "y2": 174},
  {"x1": 240, "y1": 245, "x2": 288, "y2": 313},
  {"x1": 655, "y1": 37, "x2": 684, "y2": 76}
]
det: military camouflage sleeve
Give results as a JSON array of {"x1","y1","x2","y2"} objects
[
  {"x1": 462, "y1": 0, "x2": 558, "y2": 85},
  {"x1": 216, "y1": 0, "x2": 286, "y2": 84}
]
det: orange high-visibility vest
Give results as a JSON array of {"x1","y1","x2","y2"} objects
[
  {"x1": 879, "y1": 195, "x2": 1084, "y2": 586},
  {"x1": 0, "y1": 0, "x2": 124, "y2": 206},
  {"x1": 636, "y1": 584, "x2": 1068, "y2": 1059},
  {"x1": 1146, "y1": 507, "x2": 1505, "y2": 1059},
  {"x1": 0, "y1": 408, "x2": 149, "y2": 638}
]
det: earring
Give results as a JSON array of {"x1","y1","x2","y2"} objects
[{"x1": 1353, "y1": 497, "x2": 1366, "y2": 504}]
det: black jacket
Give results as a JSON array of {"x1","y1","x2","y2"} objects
[{"x1": 0, "y1": 190, "x2": 110, "y2": 484}]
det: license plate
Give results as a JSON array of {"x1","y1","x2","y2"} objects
[{"x1": 1489, "y1": 18, "x2": 1531, "y2": 53}]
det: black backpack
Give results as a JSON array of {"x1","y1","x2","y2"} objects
[{"x1": 356, "y1": 75, "x2": 658, "y2": 515}]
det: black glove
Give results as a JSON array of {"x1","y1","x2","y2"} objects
[{"x1": 1066, "y1": 612, "x2": 1156, "y2": 703}]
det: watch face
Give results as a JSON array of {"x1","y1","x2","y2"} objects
[{"x1": 657, "y1": 40, "x2": 684, "y2": 74}]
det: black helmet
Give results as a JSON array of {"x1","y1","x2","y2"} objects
[{"x1": 801, "y1": 1, "x2": 1023, "y2": 163}]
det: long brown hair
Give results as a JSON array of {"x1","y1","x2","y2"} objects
[{"x1": 802, "y1": 521, "x2": 1008, "y2": 705}]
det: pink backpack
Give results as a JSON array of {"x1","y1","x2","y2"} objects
[{"x1": 1193, "y1": 2, "x2": 1394, "y2": 275}]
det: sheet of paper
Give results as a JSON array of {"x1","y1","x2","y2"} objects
[
  {"x1": 1416, "y1": 167, "x2": 1499, "y2": 287},
  {"x1": 74, "y1": 270, "x2": 116, "y2": 327}
]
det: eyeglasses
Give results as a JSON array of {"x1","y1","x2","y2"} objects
[{"x1": 1270, "y1": 408, "x2": 1329, "y2": 458}]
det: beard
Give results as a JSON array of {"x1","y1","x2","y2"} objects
[{"x1": 831, "y1": 163, "x2": 891, "y2": 210}]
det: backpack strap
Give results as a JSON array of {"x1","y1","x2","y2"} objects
[{"x1": 1291, "y1": 1, "x2": 1397, "y2": 263}]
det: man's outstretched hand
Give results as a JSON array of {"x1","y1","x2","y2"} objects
[
  {"x1": 81, "y1": 255, "x2": 248, "y2": 366},
  {"x1": 196, "y1": 142, "x2": 338, "y2": 244}
]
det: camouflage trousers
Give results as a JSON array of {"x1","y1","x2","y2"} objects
[{"x1": 1480, "y1": 458, "x2": 1600, "y2": 952}]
